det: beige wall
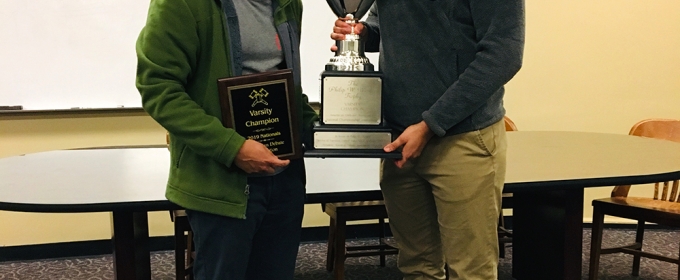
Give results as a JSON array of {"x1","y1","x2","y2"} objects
[
  {"x1": 2, "y1": 0, "x2": 680, "y2": 247},
  {"x1": 503, "y1": 0, "x2": 680, "y2": 222}
]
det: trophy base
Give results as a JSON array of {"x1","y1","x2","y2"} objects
[
  {"x1": 309, "y1": 123, "x2": 401, "y2": 158},
  {"x1": 304, "y1": 148, "x2": 401, "y2": 159}
]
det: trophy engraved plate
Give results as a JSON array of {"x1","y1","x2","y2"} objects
[
  {"x1": 217, "y1": 69, "x2": 302, "y2": 160},
  {"x1": 313, "y1": 131, "x2": 392, "y2": 149},
  {"x1": 322, "y1": 76, "x2": 381, "y2": 125}
]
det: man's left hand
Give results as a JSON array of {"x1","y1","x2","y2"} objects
[{"x1": 384, "y1": 121, "x2": 434, "y2": 168}]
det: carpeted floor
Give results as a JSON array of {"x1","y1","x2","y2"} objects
[{"x1": 1, "y1": 228, "x2": 679, "y2": 279}]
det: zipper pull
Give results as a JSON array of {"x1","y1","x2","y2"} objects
[{"x1": 244, "y1": 184, "x2": 250, "y2": 195}]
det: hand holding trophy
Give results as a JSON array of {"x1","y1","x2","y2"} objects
[
  {"x1": 325, "y1": 0, "x2": 374, "y2": 71},
  {"x1": 306, "y1": 0, "x2": 400, "y2": 158}
]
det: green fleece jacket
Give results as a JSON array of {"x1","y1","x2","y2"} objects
[{"x1": 136, "y1": 0, "x2": 317, "y2": 218}]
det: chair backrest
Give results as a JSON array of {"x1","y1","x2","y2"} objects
[
  {"x1": 611, "y1": 119, "x2": 680, "y2": 199},
  {"x1": 504, "y1": 116, "x2": 518, "y2": 132}
]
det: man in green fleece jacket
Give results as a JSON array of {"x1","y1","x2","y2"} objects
[
  {"x1": 136, "y1": 0, "x2": 317, "y2": 279},
  {"x1": 331, "y1": 0, "x2": 525, "y2": 279}
]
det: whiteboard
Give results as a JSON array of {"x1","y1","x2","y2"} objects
[{"x1": 0, "y1": 0, "x2": 378, "y2": 110}]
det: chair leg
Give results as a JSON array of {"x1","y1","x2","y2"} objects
[
  {"x1": 498, "y1": 212, "x2": 506, "y2": 258},
  {"x1": 186, "y1": 231, "x2": 194, "y2": 280},
  {"x1": 333, "y1": 216, "x2": 347, "y2": 280},
  {"x1": 632, "y1": 220, "x2": 645, "y2": 277},
  {"x1": 379, "y1": 218, "x2": 386, "y2": 267},
  {"x1": 174, "y1": 224, "x2": 186, "y2": 280},
  {"x1": 588, "y1": 207, "x2": 605, "y2": 280},
  {"x1": 326, "y1": 216, "x2": 337, "y2": 272}
]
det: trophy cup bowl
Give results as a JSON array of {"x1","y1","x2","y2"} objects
[{"x1": 325, "y1": 0, "x2": 375, "y2": 72}]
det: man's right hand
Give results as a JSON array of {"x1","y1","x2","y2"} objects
[
  {"x1": 330, "y1": 17, "x2": 365, "y2": 52},
  {"x1": 234, "y1": 139, "x2": 289, "y2": 174}
]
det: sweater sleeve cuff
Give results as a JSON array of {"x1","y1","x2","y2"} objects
[
  {"x1": 422, "y1": 111, "x2": 446, "y2": 137},
  {"x1": 216, "y1": 133, "x2": 247, "y2": 168},
  {"x1": 360, "y1": 21, "x2": 380, "y2": 52}
]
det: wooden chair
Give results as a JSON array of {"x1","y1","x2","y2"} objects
[
  {"x1": 167, "y1": 133, "x2": 195, "y2": 280},
  {"x1": 324, "y1": 201, "x2": 399, "y2": 280},
  {"x1": 171, "y1": 210, "x2": 194, "y2": 280},
  {"x1": 504, "y1": 115, "x2": 518, "y2": 132},
  {"x1": 588, "y1": 118, "x2": 680, "y2": 280},
  {"x1": 498, "y1": 116, "x2": 517, "y2": 258}
]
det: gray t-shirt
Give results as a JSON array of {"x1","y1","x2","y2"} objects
[
  {"x1": 234, "y1": 0, "x2": 287, "y2": 177},
  {"x1": 233, "y1": 0, "x2": 284, "y2": 75}
]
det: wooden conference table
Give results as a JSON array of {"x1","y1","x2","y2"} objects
[{"x1": 2, "y1": 131, "x2": 680, "y2": 280}]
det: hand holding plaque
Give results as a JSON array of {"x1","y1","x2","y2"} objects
[{"x1": 307, "y1": 0, "x2": 400, "y2": 158}]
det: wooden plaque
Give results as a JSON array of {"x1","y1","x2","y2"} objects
[{"x1": 217, "y1": 69, "x2": 301, "y2": 159}]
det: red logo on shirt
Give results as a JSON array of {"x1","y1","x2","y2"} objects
[{"x1": 275, "y1": 34, "x2": 282, "y2": 51}]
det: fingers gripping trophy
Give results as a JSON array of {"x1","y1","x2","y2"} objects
[
  {"x1": 309, "y1": 0, "x2": 399, "y2": 158},
  {"x1": 325, "y1": 0, "x2": 373, "y2": 72}
]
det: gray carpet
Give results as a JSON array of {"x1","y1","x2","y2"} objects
[{"x1": 1, "y1": 228, "x2": 679, "y2": 279}]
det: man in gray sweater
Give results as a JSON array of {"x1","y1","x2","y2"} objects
[{"x1": 331, "y1": 0, "x2": 525, "y2": 279}]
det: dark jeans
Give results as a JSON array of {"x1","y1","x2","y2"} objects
[{"x1": 186, "y1": 159, "x2": 306, "y2": 280}]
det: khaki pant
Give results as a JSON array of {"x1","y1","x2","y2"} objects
[{"x1": 380, "y1": 120, "x2": 507, "y2": 280}]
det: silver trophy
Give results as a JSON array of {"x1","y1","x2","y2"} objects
[
  {"x1": 325, "y1": 0, "x2": 375, "y2": 71},
  {"x1": 307, "y1": 0, "x2": 399, "y2": 158}
]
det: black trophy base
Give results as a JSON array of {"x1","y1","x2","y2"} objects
[
  {"x1": 308, "y1": 123, "x2": 402, "y2": 158},
  {"x1": 304, "y1": 148, "x2": 402, "y2": 159}
]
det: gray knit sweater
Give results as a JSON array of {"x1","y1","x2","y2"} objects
[{"x1": 362, "y1": 0, "x2": 525, "y2": 136}]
